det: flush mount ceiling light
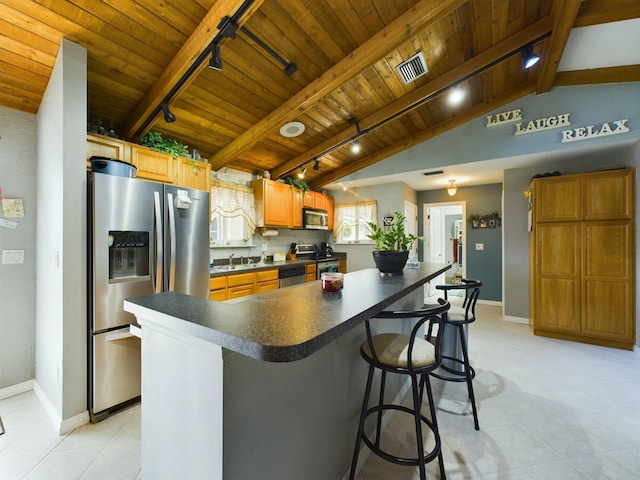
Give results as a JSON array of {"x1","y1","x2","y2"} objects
[
  {"x1": 447, "y1": 179, "x2": 458, "y2": 196},
  {"x1": 448, "y1": 85, "x2": 465, "y2": 106},
  {"x1": 209, "y1": 44, "x2": 222, "y2": 71},
  {"x1": 160, "y1": 102, "x2": 176, "y2": 123},
  {"x1": 280, "y1": 121, "x2": 305, "y2": 137},
  {"x1": 521, "y1": 44, "x2": 540, "y2": 69}
]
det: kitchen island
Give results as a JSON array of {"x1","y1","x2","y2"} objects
[{"x1": 124, "y1": 263, "x2": 449, "y2": 480}]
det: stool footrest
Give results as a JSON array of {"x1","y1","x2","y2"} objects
[
  {"x1": 361, "y1": 404, "x2": 441, "y2": 467},
  {"x1": 430, "y1": 356, "x2": 476, "y2": 382}
]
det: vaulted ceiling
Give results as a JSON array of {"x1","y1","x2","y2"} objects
[{"x1": 2, "y1": 0, "x2": 639, "y2": 189}]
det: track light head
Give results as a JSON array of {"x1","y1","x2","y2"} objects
[
  {"x1": 209, "y1": 44, "x2": 222, "y2": 71},
  {"x1": 521, "y1": 44, "x2": 540, "y2": 69},
  {"x1": 351, "y1": 139, "x2": 361, "y2": 154},
  {"x1": 298, "y1": 167, "x2": 307, "y2": 179},
  {"x1": 161, "y1": 102, "x2": 176, "y2": 123},
  {"x1": 312, "y1": 159, "x2": 319, "y2": 171}
]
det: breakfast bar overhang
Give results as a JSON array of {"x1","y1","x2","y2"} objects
[{"x1": 124, "y1": 263, "x2": 449, "y2": 480}]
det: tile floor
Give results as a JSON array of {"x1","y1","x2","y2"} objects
[{"x1": 1, "y1": 302, "x2": 639, "y2": 479}]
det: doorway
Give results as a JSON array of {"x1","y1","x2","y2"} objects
[{"x1": 423, "y1": 201, "x2": 466, "y2": 297}]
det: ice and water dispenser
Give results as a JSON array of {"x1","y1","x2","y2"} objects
[{"x1": 108, "y1": 231, "x2": 150, "y2": 280}]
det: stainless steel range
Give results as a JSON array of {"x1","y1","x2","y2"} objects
[{"x1": 296, "y1": 243, "x2": 340, "y2": 279}]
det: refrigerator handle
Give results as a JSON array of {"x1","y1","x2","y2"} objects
[
  {"x1": 153, "y1": 191, "x2": 163, "y2": 293},
  {"x1": 167, "y1": 192, "x2": 176, "y2": 292}
]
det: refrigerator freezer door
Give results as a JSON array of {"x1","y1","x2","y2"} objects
[
  {"x1": 91, "y1": 327, "x2": 141, "y2": 416},
  {"x1": 164, "y1": 185, "x2": 210, "y2": 299},
  {"x1": 91, "y1": 173, "x2": 163, "y2": 332}
]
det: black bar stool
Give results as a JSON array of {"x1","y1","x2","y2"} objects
[
  {"x1": 431, "y1": 278, "x2": 482, "y2": 431},
  {"x1": 349, "y1": 298, "x2": 450, "y2": 480}
]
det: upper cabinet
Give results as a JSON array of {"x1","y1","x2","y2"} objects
[
  {"x1": 87, "y1": 134, "x2": 130, "y2": 164},
  {"x1": 252, "y1": 179, "x2": 293, "y2": 228},
  {"x1": 291, "y1": 188, "x2": 303, "y2": 229},
  {"x1": 534, "y1": 175, "x2": 580, "y2": 222},
  {"x1": 303, "y1": 190, "x2": 328, "y2": 210},
  {"x1": 87, "y1": 134, "x2": 210, "y2": 191},
  {"x1": 582, "y1": 169, "x2": 634, "y2": 220},
  {"x1": 326, "y1": 195, "x2": 335, "y2": 230}
]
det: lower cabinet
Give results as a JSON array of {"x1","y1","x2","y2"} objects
[
  {"x1": 338, "y1": 258, "x2": 347, "y2": 274},
  {"x1": 305, "y1": 263, "x2": 317, "y2": 282},
  {"x1": 209, "y1": 269, "x2": 279, "y2": 301}
]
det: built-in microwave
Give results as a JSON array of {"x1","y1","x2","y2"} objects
[{"x1": 303, "y1": 207, "x2": 329, "y2": 230}]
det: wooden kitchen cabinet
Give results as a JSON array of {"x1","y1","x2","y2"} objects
[
  {"x1": 177, "y1": 157, "x2": 211, "y2": 192},
  {"x1": 326, "y1": 195, "x2": 335, "y2": 230},
  {"x1": 252, "y1": 179, "x2": 293, "y2": 228},
  {"x1": 209, "y1": 276, "x2": 227, "y2": 301},
  {"x1": 130, "y1": 146, "x2": 176, "y2": 184},
  {"x1": 305, "y1": 263, "x2": 316, "y2": 282},
  {"x1": 291, "y1": 188, "x2": 303, "y2": 228},
  {"x1": 530, "y1": 168, "x2": 635, "y2": 349},
  {"x1": 256, "y1": 269, "x2": 279, "y2": 293},
  {"x1": 87, "y1": 134, "x2": 130, "y2": 165},
  {"x1": 227, "y1": 272, "x2": 256, "y2": 299},
  {"x1": 338, "y1": 258, "x2": 347, "y2": 274},
  {"x1": 303, "y1": 190, "x2": 327, "y2": 210}
]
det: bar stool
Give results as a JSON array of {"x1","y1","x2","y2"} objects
[
  {"x1": 431, "y1": 278, "x2": 482, "y2": 430},
  {"x1": 349, "y1": 299, "x2": 450, "y2": 480}
]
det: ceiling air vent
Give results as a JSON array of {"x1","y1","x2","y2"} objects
[{"x1": 396, "y1": 52, "x2": 428, "y2": 84}]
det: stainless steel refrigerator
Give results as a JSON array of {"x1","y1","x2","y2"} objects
[{"x1": 88, "y1": 172, "x2": 210, "y2": 422}]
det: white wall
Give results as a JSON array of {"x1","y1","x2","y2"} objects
[
  {"x1": 36, "y1": 38, "x2": 88, "y2": 430},
  {"x1": 0, "y1": 107, "x2": 37, "y2": 389}
]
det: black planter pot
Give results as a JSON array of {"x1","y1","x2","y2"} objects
[{"x1": 372, "y1": 250, "x2": 409, "y2": 275}]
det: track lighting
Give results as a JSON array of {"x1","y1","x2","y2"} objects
[
  {"x1": 298, "y1": 167, "x2": 307, "y2": 179},
  {"x1": 447, "y1": 180, "x2": 457, "y2": 197},
  {"x1": 350, "y1": 139, "x2": 361, "y2": 154},
  {"x1": 348, "y1": 117, "x2": 362, "y2": 154},
  {"x1": 209, "y1": 44, "x2": 222, "y2": 70},
  {"x1": 448, "y1": 85, "x2": 465, "y2": 106},
  {"x1": 161, "y1": 102, "x2": 176, "y2": 123},
  {"x1": 521, "y1": 44, "x2": 540, "y2": 69},
  {"x1": 312, "y1": 159, "x2": 320, "y2": 171}
]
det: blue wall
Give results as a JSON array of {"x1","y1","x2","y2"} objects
[{"x1": 418, "y1": 184, "x2": 502, "y2": 302}]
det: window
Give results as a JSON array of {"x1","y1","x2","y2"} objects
[
  {"x1": 210, "y1": 180, "x2": 256, "y2": 245},
  {"x1": 333, "y1": 201, "x2": 377, "y2": 244}
]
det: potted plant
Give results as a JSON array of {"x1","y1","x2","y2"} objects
[{"x1": 367, "y1": 212, "x2": 422, "y2": 275}]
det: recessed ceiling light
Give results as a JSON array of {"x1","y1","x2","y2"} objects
[{"x1": 280, "y1": 121, "x2": 305, "y2": 137}]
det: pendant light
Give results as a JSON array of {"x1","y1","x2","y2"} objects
[{"x1": 447, "y1": 180, "x2": 457, "y2": 196}]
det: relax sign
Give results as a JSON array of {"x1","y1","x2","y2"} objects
[{"x1": 561, "y1": 119, "x2": 630, "y2": 143}]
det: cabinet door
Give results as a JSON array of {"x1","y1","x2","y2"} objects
[
  {"x1": 305, "y1": 263, "x2": 316, "y2": 282},
  {"x1": 533, "y1": 176, "x2": 580, "y2": 222},
  {"x1": 228, "y1": 285, "x2": 255, "y2": 299},
  {"x1": 256, "y1": 279, "x2": 279, "y2": 293},
  {"x1": 291, "y1": 189, "x2": 303, "y2": 228},
  {"x1": 177, "y1": 157, "x2": 211, "y2": 191},
  {"x1": 264, "y1": 181, "x2": 292, "y2": 227},
  {"x1": 582, "y1": 169, "x2": 634, "y2": 220},
  {"x1": 326, "y1": 195, "x2": 335, "y2": 230},
  {"x1": 535, "y1": 223, "x2": 581, "y2": 333},
  {"x1": 209, "y1": 289, "x2": 228, "y2": 301},
  {"x1": 314, "y1": 193, "x2": 327, "y2": 210},
  {"x1": 303, "y1": 191, "x2": 315, "y2": 208},
  {"x1": 581, "y1": 221, "x2": 633, "y2": 341},
  {"x1": 87, "y1": 134, "x2": 130, "y2": 163},
  {"x1": 338, "y1": 259, "x2": 347, "y2": 273},
  {"x1": 131, "y1": 147, "x2": 176, "y2": 183}
]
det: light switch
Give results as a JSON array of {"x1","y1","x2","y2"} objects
[
  {"x1": 2, "y1": 249, "x2": 24, "y2": 264},
  {"x1": 475, "y1": 243, "x2": 484, "y2": 251}
]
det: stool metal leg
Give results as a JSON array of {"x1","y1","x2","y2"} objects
[
  {"x1": 349, "y1": 362, "x2": 376, "y2": 480},
  {"x1": 423, "y1": 374, "x2": 446, "y2": 479},
  {"x1": 458, "y1": 324, "x2": 479, "y2": 430},
  {"x1": 375, "y1": 370, "x2": 387, "y2": 447},
  {"x1": 410, "y1": 373, "x2": 427, "y2": 480}
]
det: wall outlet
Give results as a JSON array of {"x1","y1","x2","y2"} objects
[
  {"x1": 2, "y1": 249, "x2": 24, "y2": 264},
  {"x1": 475, "y1": 243, "x2": 484, "y2": 251}
]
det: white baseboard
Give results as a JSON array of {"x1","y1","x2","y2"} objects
[
  {"x1": 31, "y1": 382, "x2": 89, "y2": 435},
  {"x1": 504, "y1": 315, "x2": 529, "y2": 325},
  {"x1": 633, "y1": 344, "x2": 640, "y2": 358},
  {"x1": 0, "y1": 379, "x2": 35, "y2": 400}
]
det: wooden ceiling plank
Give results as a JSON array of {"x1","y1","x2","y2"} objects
[
  {"x1": 123, "y1": 0, "x2": 265, "y2": 140},
  {"x1": 536, "y1": 0, "x2": 581, "y2": 93},
  {"x1": 312, "y1": 83, "x2": 537, "y2": 188},
  {"x1": 209, "y1": 0, "x2": 468, "y2": 171},
  {"x1": 271, "y1": 15, "x2": 552, "y2": 180},
  {"x1": 573, "y1": 0, "x2": 640, "y2": 27}
]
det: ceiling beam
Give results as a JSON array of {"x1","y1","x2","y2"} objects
[
  {"x1": 273, "y1": 16, "x2": 553, "y2": 180},
  {"x1": 311, "y1": 84, "x2": 537, "y2": 189},
  {"x1": 207, "y1": 0, "x2": 467, "y2": 171},
  {"x1": 555, "y1": 65, "x2": 640, "y2": 86},
  {"x1": 123, "y1": 0, "x2": 264, "y2": 140},
  {"x1": 536, "y1": 0, "x2": 582, "y2": 93},
  {"x1": 574, "y1": 0, "x2": 640, "y2": 27}
]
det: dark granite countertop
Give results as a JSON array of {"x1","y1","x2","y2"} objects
[
  {"x1": 125, "y1": 263, "x2": 449, "y2": 362},
  {"x1": 209, "y1": 259, "x2": 316, "y2": 277}
]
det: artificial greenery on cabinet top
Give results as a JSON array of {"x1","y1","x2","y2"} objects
[{"x1": 139, "y1": 131, "x2": 190, "y2": 159}]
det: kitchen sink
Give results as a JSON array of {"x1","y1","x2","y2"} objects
[{"x1": 211, "y1": 264, "x2": 258, "y2": 273}]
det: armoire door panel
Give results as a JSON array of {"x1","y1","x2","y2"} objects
[
  {"x1": 537, "y1": 278, "x2": 581, "y2": 332},
  {"x1": 534, "y1": 176, "x2": 581, "y2": 222},
  {"x1": 583, "y1": 222, "x2": 631, "y2": 279},
  {"x1": 582, "y1": 281, "x2": 632, "y2": 340},
  {"x1": 582, "y1": 169, "x2": 634, "y2": 220},
  {"x1": 537, "y1": 223, "x2": 580, "y2": 276}
]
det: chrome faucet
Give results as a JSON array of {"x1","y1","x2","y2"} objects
[{"x1": 229, "y1": 253, "x2": 235, "y2": 267}]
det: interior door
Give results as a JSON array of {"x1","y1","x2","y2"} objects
[
  {"x1": 425, "y1": 206, "x2": 444, "y2": 296},
  {"x1": 403, "y1": 201, "x2": 418, "y2": 260}
]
